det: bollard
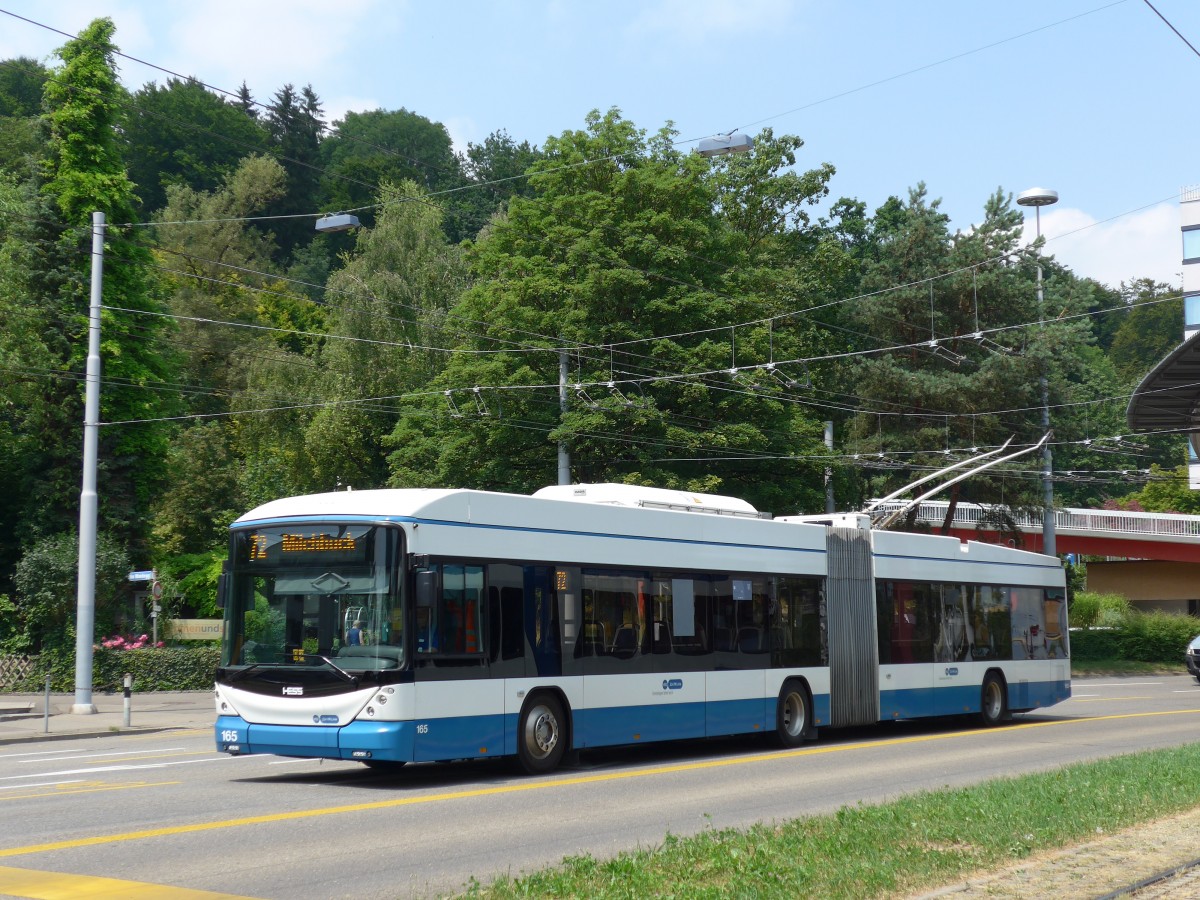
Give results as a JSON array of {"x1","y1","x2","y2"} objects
[
  {"x1": 43, "y1": 674, "x2": 50, "y2": 734},
  {"x1": 123, "y1": 673, "x2": 131, "y2": 727}
]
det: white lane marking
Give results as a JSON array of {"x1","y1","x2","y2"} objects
[
  {"x1": 0, "y1": 755, "x2": 239, "y2": 781},
  {"x1": 0, "y1": 779, "x2": 85, "y2": 791},
  {"x1": 1080, "y1": 682, "x2": 1164, "y2": 687},
  {"x1": 0, "y1": 748, "x2": 92, "y2": 760},
  {"x1": 15, "y1": 747, "x2": 189, "y2": 765}
]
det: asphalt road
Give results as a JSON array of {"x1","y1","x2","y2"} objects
[{"x1": 0, "y1": 675, "x2": 1198, "y2": 899}]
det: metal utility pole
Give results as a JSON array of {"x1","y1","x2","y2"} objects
[
  {"x1": 824, "y1": 421, "x2": 835, "y2": 513},
  {"x1": 72, "y1": 211, "x2": 104, "y2": 715},
  {"x1": 1017, "y1": 188, "x2": 1059, "y2": 557},
  {"x1": 557, "y1": 349, "x2": 570, "y2": 485}
]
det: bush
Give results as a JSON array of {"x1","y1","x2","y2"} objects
[
  {"x1": 1070, "y1": 592, "x2": 1132, "y2": 628},
  {"x1": 1119, "y1": 611, "x2": 1200, "y2": 663},
  {"x1": 1067, "y1": 628, "x2": 1122, "y2": 661},
  {"x1": 0, "y1": 646, "x2": 220, "y2": 692}
]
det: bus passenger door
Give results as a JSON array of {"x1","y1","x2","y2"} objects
[{"x1": 933, "y1": 588, "x2": 972, "y2": 716}]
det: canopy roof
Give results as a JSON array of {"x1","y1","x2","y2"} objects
[{"x1": 1127, "y1": 331, "x2": 1200, "y2": 433}]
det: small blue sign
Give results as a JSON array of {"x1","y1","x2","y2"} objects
[{"x1": 128, "y1": 570, "x2": 155, "y2": 582}]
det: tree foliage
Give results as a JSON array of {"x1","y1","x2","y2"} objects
[
  {"x1": 125, "y1": 77, "x2": 269, "y2": 215},
  {"x1": 0, "y1": 18, "x2": 1186, "y2": 637},
  {"x1": 384, "y1": 109, "x2": 840, "y2": 513}
]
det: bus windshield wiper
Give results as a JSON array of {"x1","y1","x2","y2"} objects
[
  {"x1": 310, "y1": 655, "x2": 360, "y2": 686},
  {"x1": 225, "y1": 664, "x2": 262, "y2": 684}
]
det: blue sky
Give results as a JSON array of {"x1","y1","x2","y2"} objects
[{"x1": 2, "y1": 0, "x2": 1197, "y2": 291}]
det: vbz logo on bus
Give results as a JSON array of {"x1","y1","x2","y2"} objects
[
  {"x1": 944, "y1": 667, "x2": 959, "y2": 676},
  {"x1": 662, "y1": 678, "x2": 683, "y2": 691}
]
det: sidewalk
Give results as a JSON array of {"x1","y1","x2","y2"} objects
[{"x1": 0, "y1": 689, "x2": 214, "y2": 744}]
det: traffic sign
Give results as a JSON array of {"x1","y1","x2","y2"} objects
[
  {"x1": 151, "y1": 580, "x2": 163, "y2": 600},
  {"x1": 128, "y1": 570, "x2": 155, "y2": 582}
]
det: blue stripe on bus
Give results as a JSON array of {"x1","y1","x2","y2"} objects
[
  {"x1": 216, "y1": 715, "x2": 416, "y2": 763},
  {"x1": 879, "y1": 678, "x2": 1070, "y2": 721},
  {"x1": 236, "y1": 514, "x2": 826, "y2": 557}
]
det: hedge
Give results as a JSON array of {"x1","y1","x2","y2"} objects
[
  {"x1": 1070, "y1": 611, "x2": 1199, "y2": 664},
  {"x1": 0, "y1": 645, "x2": 220, "y2": 692}
]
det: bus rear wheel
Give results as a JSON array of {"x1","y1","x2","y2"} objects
[
  {"x1": 776, "y1": 680, "x2": 811, "y2": 748},
  {"x1": 518, "y1": 694, "x2": 567, "y2": 775},
  {"x1": 980, "y1": 672, "x2": 1008, "y2": 727}
]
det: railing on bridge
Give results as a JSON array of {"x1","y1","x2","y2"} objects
[{"x1": 868, "y1": 501, "x2": 1200, "y2": 541}]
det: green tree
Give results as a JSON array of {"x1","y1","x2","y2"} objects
[
  {"x1": 319, "y1": 107, "x2": 461, "y2": 215},
  {"x1": 842, "y1": 186, "x2": 1099, "y2": 525},
  {"x1": 124, "y1": 76, "x2": 269, "y2": 215},
  {"x1": 12, "y1": 530, "x2": 131, "y2": 654},
  {"x1": 304, "y1": 179, "x2": 466, "y2": 490},
  {"x1": 0, "y1": 56, "x2": 48, "y2": 116},
  {"x1": 37, "y1": 17, "x2": 177, "y2": 545},
  {"x1": 264, "y1": 83, "x2": 324, "y2": 260},
  {"x1": 1108, "y1": 465, "x2": 1200, "y2": 515},
  {"x1": 0, "y1": 56, "x2": 49, "y2": 181},
  {"x1": 1109, "y1": 279, "x2": 1183, "y2": 386},
  {"x1": 0, "y1": 173, "x2": 49, "y2": 589},
  {"x1": 153, "y1": 153, "x2": 288, "y2": 411},
  {"x1": 384, "y1": 110, "x2": 840, "y2": 513}
]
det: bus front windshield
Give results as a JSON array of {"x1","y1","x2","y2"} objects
[{"x1": 221, "y1": 524, "x2": 405, "y2": 673}]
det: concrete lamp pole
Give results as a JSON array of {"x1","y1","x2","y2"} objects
[
  {"x1": 72, "y1": 211, "x2": 105, "y2": 714},
  {"x1": 1016, "y1": 187, "x2": 1059, "y2": 557}
]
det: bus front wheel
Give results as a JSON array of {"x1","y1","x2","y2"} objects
[
  {"x1": 776, "y1": 679, "x2": 811, "y2": 748},
  {"x1": 517, "y1": 694, "x2": 567, "y2": 775},
  {"x1": 979, "y1": 672, "x2": 1008, "y2": 727}
]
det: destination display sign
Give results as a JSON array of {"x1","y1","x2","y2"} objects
[{"x1": 241, "y1": 526, "x2": 375, "y2": 566}]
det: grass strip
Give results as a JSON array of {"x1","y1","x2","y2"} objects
[{"x1": 463, "y1": 742, "x2": 1200, "y2": 899}]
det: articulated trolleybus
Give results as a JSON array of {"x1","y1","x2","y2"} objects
[{"x1": 214, "y1": 484, "x2": 1069, "y2": 773}]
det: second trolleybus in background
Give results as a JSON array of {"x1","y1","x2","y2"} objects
[{"x1": 214, "y1": 483, "x2": 1069, "y2": 773}]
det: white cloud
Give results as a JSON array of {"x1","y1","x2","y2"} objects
[
  {"x1": 625, "y1": 0, "x2": 792, "y2": 43},
  {"x1": 441, "y1": 115, "x2": 478, "y2": 158},
  {"x1": 324, "y1": 96, "x2": 383, "y2": 129},
  {"x1": 162, "y1": 0, "x2": 386, "y2": 94},
  {"x1": 1025, "y1": 202, "x2": 1181, "y2": 291}
]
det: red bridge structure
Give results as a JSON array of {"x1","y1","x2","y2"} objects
[
  {"x1": 870, "y1": 500, "x2": 1200, "y2": 614},
  {"x1": 871, "y1": 500, "x2": 1200, "y2": 562}
]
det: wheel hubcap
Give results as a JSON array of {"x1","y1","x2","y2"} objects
[
  {"x1": 527, "y1": 706, "x2": 558, "y2": 757},
  {"x1": 783, "y1": 692, "x2": 804, "y2": 736}
]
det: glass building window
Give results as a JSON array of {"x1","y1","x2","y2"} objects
[
  {"x1": 1184, "y1": 228, "x2": 1200, "y2": 263},
  {"x1": 1185, "y1": 293, "x2": 1200, "y2": 330}
]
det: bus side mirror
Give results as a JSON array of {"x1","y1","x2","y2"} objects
[
  {"x1": 216, "y1": 566, "x2": 229, "y2": 610},
  {"x1": 416, "y1": 570, "x2": 437, "y2": 609}
]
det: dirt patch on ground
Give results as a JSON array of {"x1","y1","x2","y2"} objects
[{"x1": 913, "y1": 807, "x2": 1200, "y2": 899}]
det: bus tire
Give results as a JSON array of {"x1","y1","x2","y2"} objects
[
  {"x1": 517, "y1": 693, "x2": 567, "y2": 775},
  {"x1": 979, "y1": 671, "x2": 1008, "y2": 727},
  {"x1": 776, "y1": 679, "x2": 811, "y2": 748}
]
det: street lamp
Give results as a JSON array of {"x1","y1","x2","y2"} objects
[
  {"x1": 697, "y1": 132, "x2": 753, "y2": 158},
  {"x1": 1016, "y1": 187, "x2": 1059, "y2": 557},
  {"x1": 315, "y1": 213, "x2": 360, "y2": 233}
]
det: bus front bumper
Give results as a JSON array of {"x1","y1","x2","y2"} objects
[{"x1": 215, "y1": 715, "x2": 415, "y2": 763}]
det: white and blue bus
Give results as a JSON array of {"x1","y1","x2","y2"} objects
[{"x1": 213, "y1": 483, "x2": 1070, "y2": 773}]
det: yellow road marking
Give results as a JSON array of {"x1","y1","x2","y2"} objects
[
  {"x1": 1070, "y1": 696, "x2": 1152, "y2": 702},
  {"x1": 0, "y1": 864, "x2": 259, "y2": 899},
  {"x1": 1, "y1": 708, "x2": 1197, "y2": 860}
]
